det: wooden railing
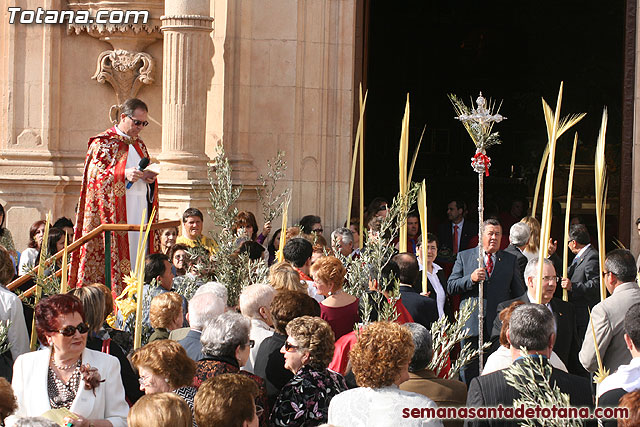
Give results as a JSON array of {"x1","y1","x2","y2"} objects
[{"x1": 7, "y1": 220, "x2": 181, "y2": 297}]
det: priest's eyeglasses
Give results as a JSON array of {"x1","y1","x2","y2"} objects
[
  {"x1": 128, "y1": 115, "x2": 149, "y2": 127},
  {"x1": 541, "y1": 276, "x2": 560, "y2": 285}
]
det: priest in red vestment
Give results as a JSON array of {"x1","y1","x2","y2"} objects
[{"x1": 70, "y1": 98, "x2": 159, "y2": 296}]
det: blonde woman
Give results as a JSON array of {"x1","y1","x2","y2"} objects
[{"x1": 268, "y1": 262, "x2": 307, "y2": 294}]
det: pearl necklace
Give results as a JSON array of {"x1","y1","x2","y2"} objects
[{"x1": 51, "y1": 355, "x2": 81, "y2": 371}]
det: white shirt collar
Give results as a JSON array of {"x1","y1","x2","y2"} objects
[
  {"x1": 526, "y1": 291, "x2": 553, "y2": 312},
  {"x1": 114, "y1": 125, "x2": 131, "y2": 139},
  {"x1": 576, "y1": 243, "x2": 591, "y2": 258},
  {"x1": 452, "y1": 218, "x2": 465, "y2": 230}
]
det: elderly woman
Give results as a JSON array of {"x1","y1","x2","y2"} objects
[
  {"x1": 328, "y1": 322, "x2": 441, "y2": 427},
  {"x1": 239, "y1": 284, "x2": 275, "y2": 373},
  {"x1": 195, "y1": 313, "x2": 268, "y2": 425},
  {"x1": 159, "y1": 226, "x2": 178, "y2": 256},
  {"x1": 268, "y1": 262, "x2": 307, "y2": 294},
  {"x1": 310, "y1": 256, "x2": 359, "y2": 340},
  {"x1": 271, "y1": 316, "x2": 347, "y2": 426},
  {"x1": 130, "y1": 340, "x2": 197, "y2": 415},
  {"x1": 170, "y1": 244, "x2": 189, "y2": 277},
  {"x1": 128, "y1": 393, "x2": 192, "y2": 427},
  {"x1": 70, "y1": 285, "x2": 143, "y2": 404},
  {"x1": 482, "y1": 300, "x2": 567, "y2": 375},
  {"x1": 148, "y1": 292, "x2": 184, "y2": 342},
  {"x1": 9, "y1": 294, "x2": 128, "y2": 426},
  {"x1": 0, "y1": 246, "x2": 29, "y2": 381},
  {"x1": 18, "y1": 220, "x2": 45, "y2": 276}
]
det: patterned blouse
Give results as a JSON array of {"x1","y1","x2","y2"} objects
[
  {"x1": 47, "y1": 361, "x2": 82, "y2": 409},
  {"x1": 270, "y1": 365, "x2": 348, "y2": 427},
  {"x1": 173, "y1": 386, "x2": 198, "y2": 427},
  {"x1": 194, "y1": 357, "x2": 269, "y2": 427}
]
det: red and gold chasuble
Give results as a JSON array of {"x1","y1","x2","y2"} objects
[{"x1": 69, "y1": 127, "x2": 159, "y2": 296}]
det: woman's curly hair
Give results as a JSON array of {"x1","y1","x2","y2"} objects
[
  {"x1": 349, "y1": 321, "x2": 414, "y2": 388},
  {"x1": 286, "y1": 316, "x2": 335, "y2": 370},
  {"x1": 131, "y1": 340, "x2": 196, "y2": 389},
  {"x1": 149, "y1": 292, "x2": 183, "y2": 329}
]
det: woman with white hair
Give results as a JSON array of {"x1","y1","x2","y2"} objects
[
  {"x1": 239, "y1": 284, "x2": 275, "y2": 373},
  {"x1": 194, "y1": 312, "x2": 269, "y2": 426}
]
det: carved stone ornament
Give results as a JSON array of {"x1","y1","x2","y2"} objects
[
  {"x1": 92, "y1": 49, "x2": 155, "y2": 106},
  {"x1": 66, "y1": 0, "x2": 164, "y2": 44}
]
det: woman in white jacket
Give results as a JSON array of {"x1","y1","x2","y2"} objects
[{"x1": 8, "y1": 293, "x2": 128, "y2": 427}]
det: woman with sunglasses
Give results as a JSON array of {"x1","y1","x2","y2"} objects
[
  {"x1": 271, "y1": 316, "x2": 347, "y2": 426},
  {"x1": 194, "y1": 312, "x2": 269, "y2": 426},
  {"x1": 8, "y1": 293, "x2": 128, "y2": 427}
]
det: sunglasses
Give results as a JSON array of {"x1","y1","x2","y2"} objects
[
  {"x1": 128, "y1": 115, "x2": 149, "y2": 127},
  {"x1": 248, "y1": 340, "x2": 255, "y2": 348},
  {"x1": 57, "y1": 322, "x2": 89, "y2": 337},
  {"x1": 312, "y1": 228, "x2": 323, "y2": 233},
  {"x1": 284, "y1": 341, "x2": 299, "y2": 352}
]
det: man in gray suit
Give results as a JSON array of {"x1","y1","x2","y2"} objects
[
  {"x1": 178, "y1": 291, "x2": 226, "y2": 361},
  {"x1": 561, "y1": 224, "x2": 600, "y2": 340},
  {"x1": 580, "y1": 249, "x2": 640, "y2": 376},
  {"x1": 448, "y1": 218, "x2": 526, "y2": 382}
]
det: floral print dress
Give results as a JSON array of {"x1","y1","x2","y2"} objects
[{"x1": 270, "y1": 365, "x2": 348, "y2": 426}]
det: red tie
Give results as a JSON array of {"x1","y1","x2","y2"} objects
[
  {"x1": 453, "y1": 225, "x2": 459, "y2": 254},
  {"x1": 486, "y1": 253, "x2": 494, "y2": 276}
]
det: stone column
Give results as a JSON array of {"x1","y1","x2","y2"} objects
[
  {"x1": 158, "y1": 0, "x2": 214, "y2": 220},
  {"x1": 160, "y1": 0, "x2": 213, "y2": 179}
]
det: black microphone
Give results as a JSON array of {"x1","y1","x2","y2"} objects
[{"x1": 126, "y1": 157, "x2": 150, "y2": 189}]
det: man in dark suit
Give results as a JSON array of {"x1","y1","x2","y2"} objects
[
  {"x1": 466, "y1": 304, "x2": 594, "y2": 427},
  {"x1": 400, "y1": 323, "x2": 467, "y2": 427},
  {"x1": 560, "y1": 224, "x2": 600, "y2": 340},
  {"x1": 177, "y1": 291, "x2": 226, "y2": 361},
  {"x1": 393, "y1": 252, "x2": 439, "y2": 330},
  {"x1": 448, "y1": 219, "x2": 525, "y2": 383},
  {"x1": 491, "y1": 257, "x2": 583, "y2": 375},
  {"x1": 437, "y1": 199, "x2": 478, "y2": 263},
  {"x1": 502, "y1": 222, "x2": 529, "y2": 286}
]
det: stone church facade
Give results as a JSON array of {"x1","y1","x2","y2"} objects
[{"x1": 0, "y1": 0, "x2": 355, "y2": 250}]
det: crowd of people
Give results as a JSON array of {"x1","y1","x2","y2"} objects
[
  {"x1": 1, "y1": 197, "x2": 640, "y2": 426},
  {"x1": 2, "y1": 98, "x2": 640, "y2": 426}
]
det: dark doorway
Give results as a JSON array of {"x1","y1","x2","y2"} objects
[{"x1": 358, "y1": 0, "x2": 629, "y2": 244}]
